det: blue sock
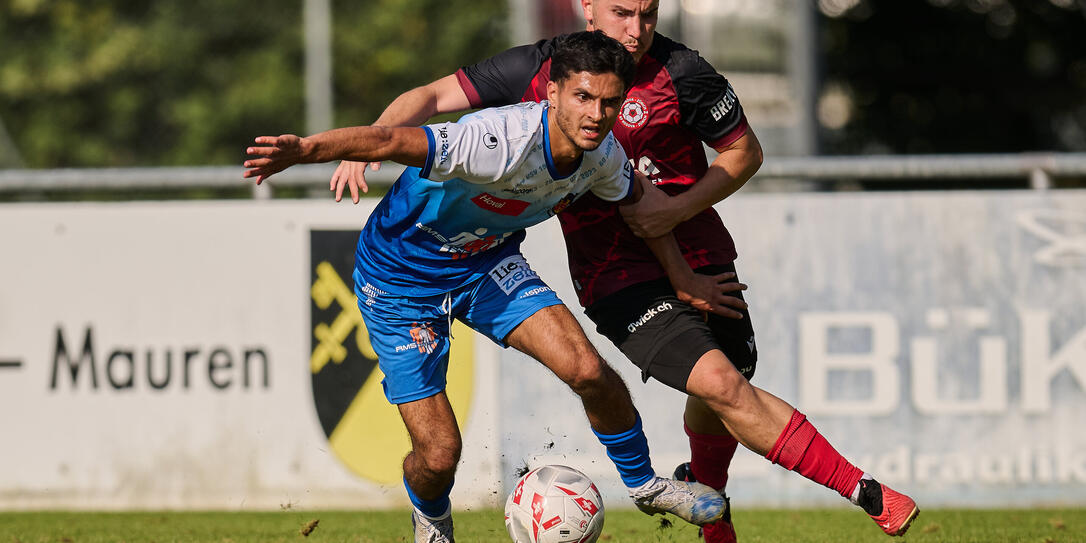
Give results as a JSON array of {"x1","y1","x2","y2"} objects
[
  {"x1": 592, "y1": 412, "x2": 656, "y2": 488},
  {"x1": 404, "y1": 476, "x2": 453, "y2": 518}
]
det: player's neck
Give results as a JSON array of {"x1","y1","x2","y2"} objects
[{"x1": 546, "y1": 110, "x2": 584, "y2": 176}]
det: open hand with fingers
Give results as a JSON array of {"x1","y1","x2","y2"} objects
[
  {"x1": 243, "y1": 135, "x2": 310, "y2": 185},
  {"x1": 330, "y1": 160, "x2": 380, "y2": 203},
  {"x1": 671, "y1": 271, "x2": 748, "y2": 319}
]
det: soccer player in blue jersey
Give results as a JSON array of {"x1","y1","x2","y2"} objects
[
  {"x1": 325, "y1": 2, "x2": 920, "y2": 541},
  {"x1": 244, "y1": 31, "x2": 731, "y2": 543}
]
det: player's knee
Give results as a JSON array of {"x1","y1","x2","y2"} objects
[
  {"x1": 413, "y1": 428, "x2": 462, "y2": 473},
  {"x1": 419, "y1": 441, "x2": 462, "y2": 476},
  {"x1": 563, "y1": 355, "x2": 609, "y2": 396},
  {"x1": 689, "y1": 360, "x2": 747, "y2": 411},
  {"x1": 550, "y1": 339, "x2": 604, "y2": 387},
  {"x1": 429, "y1": 450, "x2": 461, "y2": 476}
]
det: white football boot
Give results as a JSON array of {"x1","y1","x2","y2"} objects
[
  {"x1": 411, "y1": 506, "x2": 454, "y2": 543},
  {"x1": 629, "y1": 476, "x2": 725, "y2": 526}
]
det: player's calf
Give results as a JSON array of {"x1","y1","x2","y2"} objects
[{"x1": 399, "y1": 395, "x2": 462, "y2": 515}]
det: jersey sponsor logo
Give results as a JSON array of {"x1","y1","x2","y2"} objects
[
  {"x1": 520, "y1": 285, "x2": 553, "y2": 299},
  {"x1": 502, "y1": 184, "x2": 536, "y2": 196},
  {"x1": 393, "y1": 323, "x2": 439, "y2": 354},
  {"x1": 471, "y1": 192, "x2": 530, "y2": 216},
  {"x1": 549, "y1": 193, "x2": 577, "y2": 216},
  {"x1": 709, "y1": 84, "x2": 738, "y2": 121},
  {"x1": 358, "y1": 282, "x2": 385, "y2": 306},
  {"x1": 437, "y1": 126, "x2": 451, "y2": 165},
  {"x1": 406, "y1": 322, "x2": 438, "y2": 354},
  {"x1": 489, "y1": 254, "x2": 539, "y2": 294},
  {"x1": 635, "y1": 156, "x2": 662, "y2": 183},
  {"x1": 446, "y1": 230, "x2": 511, "y2": 259},
  {"x1": 626, "y1": 301, "x2": 674, "y2": 333},
  {"x1": 416, "y1": 223, "x2": 515, "y2": 259},
  {"x1": 619, "y1": 97, "x2": 649, "y2": 129},
  {"x1": 483, "y1": 132, "x2": 499, "y2": 149}
]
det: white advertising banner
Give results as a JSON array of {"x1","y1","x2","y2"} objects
[
  {"x1": 0, "y1": 200, "x2": 502, "y2": 511},
  {"x1": 517, "y1": 190, "x2": 1086, "y2": 509},
  {"x1": 1, "y1": 190, "x2": 1084, "y2": 510}
]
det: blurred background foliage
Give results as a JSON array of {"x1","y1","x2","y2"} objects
[
  {"x1": 0, "y1": 1, "x2": 307, "y2": 167},
  {"x1": 0, "y1": 0, "x2": 1082, "y2": 170},
  {"x1": 819, "y1": 0, "x2": 1086, "y2": 155},
  {"x1": 0, "y1": 0, "x2": 506, "y2": 168},
  {"x1": 332, "y1": 0, "x2": 506, "y2": 129}
]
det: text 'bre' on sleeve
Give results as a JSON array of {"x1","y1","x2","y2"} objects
[{"x1": 672, "y1": 50, "x2": 748, "y2": 148}]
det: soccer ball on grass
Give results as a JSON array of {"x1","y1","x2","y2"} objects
[{"x1": 504, "y1": 464, "x2": 605, "y2": 543}]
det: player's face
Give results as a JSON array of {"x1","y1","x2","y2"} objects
[
  {"x1": 547, "y1": 71, "x2": 625, "y2": 153},
  {"x1": 582, "y1": 0, "x2": 659, "y2": 63},
  {"x1": 547, "y1": 71, "x2": 626, "y2": 152}
]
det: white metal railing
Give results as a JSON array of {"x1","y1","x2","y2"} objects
[
  {"x1": 1, "y1": 153, "x2": 1085, "y2": 197},
  {"x1": 0, "y1": 163, "x2": 401, "y2": 199},
  {"x1": 758, "y1": 153, "x2": 1086, "y2": 190}
]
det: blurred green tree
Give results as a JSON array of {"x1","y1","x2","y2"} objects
[
  {"x1": 332, "y1": 0, "x2": 508, "y2": 127},
  {"x1": 819, "y1": 0, "x2": 1086, "y2": 155},
  {"x1": 0, "y1": 0, "x2": 506, "y2": 168}
]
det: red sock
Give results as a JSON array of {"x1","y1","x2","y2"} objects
[
  {"x1": 685, "y1": 423, "x2": 740, "y2": 491},
  {"x1": 766, "y1": 410, "x2": 863, "y2": 499}
]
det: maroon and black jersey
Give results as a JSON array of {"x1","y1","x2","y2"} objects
[{"x1": 457, "y1": 33, "x2": 749, "y2": 307}]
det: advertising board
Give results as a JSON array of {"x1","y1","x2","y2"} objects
[{"x1": 1, "y1": 190, "x2": 1083, "y2": 509}]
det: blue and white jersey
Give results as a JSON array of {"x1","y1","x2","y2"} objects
[{"x1": 355, "y1": 101, "x2": 634, "y2": 296}]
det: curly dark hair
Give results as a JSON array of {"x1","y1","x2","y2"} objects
[{"x1": 549, "y1": 30, "x2": 636, "y2": 91}]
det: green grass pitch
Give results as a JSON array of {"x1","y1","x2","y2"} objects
[{"x1": 2, "y1": 508, "x2": 1084, "y2": 542}]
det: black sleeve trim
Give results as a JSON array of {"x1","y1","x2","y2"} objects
[
  {"x1": 670, "y1": 49, "x2": 746, "y2": 144},
  {"x1": 458, "y1": 37, "x2": 560, "y2": 108}
]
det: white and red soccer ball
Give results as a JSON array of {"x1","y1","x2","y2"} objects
[{"x1": 504, "y1": 465, "x2": 605, "y2": 543}]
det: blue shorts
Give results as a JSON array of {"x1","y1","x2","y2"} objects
[{"x1": 354, "y1": 251, "x2": 563, "y2": 404}]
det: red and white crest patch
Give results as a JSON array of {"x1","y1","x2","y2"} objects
[{"x1": 619, "y1": 97, "x2": 648, "y2": 129}]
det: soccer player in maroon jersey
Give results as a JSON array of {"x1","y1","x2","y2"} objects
[{"x1": 331, "y1": 1, "x2": 919, "y2": 539}]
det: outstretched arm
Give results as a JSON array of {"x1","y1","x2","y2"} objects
[
  {"x1": 331, "y1": 74, "x2": 472, "y2": 202},
  {"x1": 243, "y1": 126, "x2": 429, "y2": 185}
]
